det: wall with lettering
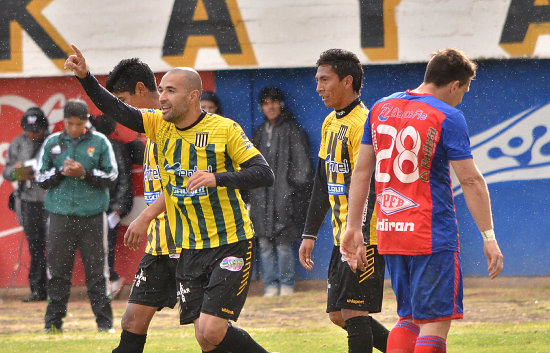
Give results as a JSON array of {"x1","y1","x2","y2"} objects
[{"x1": 1, "y1": 0, "x2": 550, "y2": 77}]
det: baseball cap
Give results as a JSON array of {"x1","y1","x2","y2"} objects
[
  {"x1": 64, "y1": 99, "x2": 89, "y2": 120},
  {"x1": 21, "y1": 107, "x2": 48, "y2": 132}
]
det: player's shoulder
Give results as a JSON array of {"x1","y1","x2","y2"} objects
[
  {"x1": 346, "y1": 101, "x2": 369, "y2": 126},
  {"x1": 43, "y1": 131, "x2": 62, "y2": 146}
]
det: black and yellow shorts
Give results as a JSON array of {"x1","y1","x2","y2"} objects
[
  {"x1": 177, "y1": 240, "x2": 255, "y2": 325},
  {"x1": 326, "y1": 244, "x2": 385, "y2": 313}
]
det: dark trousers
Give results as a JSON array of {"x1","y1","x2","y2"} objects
[
  {"x1": 107, "y1": 225, "x2": 119, "y2": 281},
  {"x1": 20, "y1": 200, "x2": 47, "y2": 295},
  {"x1": 45, "y1": 213, "x2": 113, "y2": 329}
]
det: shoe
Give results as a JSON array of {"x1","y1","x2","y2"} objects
[
  {"x1": 22, "y1": 292, "x2": 47, "y2": 302},
  {"x1": 44, "y1": 324, "x2": 62, "y2": 334},
  {"x1": 263, "y1": 286, "x2": 279, "y2": 298},
  {"x1": 280, "y1": 286, "x2": 294, "y2": 296},
  {"x1": 98, "y1": 326, "x2": 116, "y2": 333}
]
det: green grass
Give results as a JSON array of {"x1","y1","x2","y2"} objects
[{"x1": 1, "y1": 323, "x2": 549, "y2": 352}]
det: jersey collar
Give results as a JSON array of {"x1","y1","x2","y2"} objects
[
  {"x1": 176, "y1": 111, "x2": 206, "y2": 131},
  {"x1": 335, "y1": 97, "x2": 361, "y2": 119}
]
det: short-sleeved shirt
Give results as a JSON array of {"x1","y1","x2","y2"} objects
[
  {"x1": 143, "y1": 138, "x2": 180, "y2": 255},
  {"x1": 362, "y1": 90, "x2": 472, "y2": 255},
  {"x1": 318, "y1": 101, "x2": 377, "y2": 246},
  {"x1": 140, "y1": 109, "x2": 260, "y2": 249}
]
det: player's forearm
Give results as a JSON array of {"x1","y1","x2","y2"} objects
[
  {"x1": 346, "y1": 165, "x2": 372, "y2": 232},
  {"x1": 302, "y1": 160, "x2": 330, "y2": 237},
  {"x1": 78, "y1": 72, "x2": 145, "y2": 133},
  {"x1": 215, "y1": 154, "x2": 274, "y2": 189},
  {"x1": 461, "y1": 175, "x2": 494, "y2": 232},
  {"x1": 142, "y1": 192, "x2": 167, "y2": 223}
]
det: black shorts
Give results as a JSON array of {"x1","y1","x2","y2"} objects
[
  {"x1": 177, "y1": 240, "x2": 255, "y2": 325},
  {"x1": 128, "y1": 253, "x2": 179, "y2": 310},
  {"x1": 326, "y1": 245, "x2": 385, "y2": 313}
]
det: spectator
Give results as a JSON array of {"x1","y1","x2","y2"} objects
[
  {"x1": 200, "y1": 91, "x2": 223, "y2": 114},
  {"x1": 247, "y1": 87, "x2": 313, "y2": 297},
  {"x1": 36, "y1": 99, "x2": 118, "y2": 334},
  {"x1": 3, "y1": 107, "x2": 49, "y2": 302},
  {"x1": 90, "y1": 115, "x2": 134, "y2": 298}
]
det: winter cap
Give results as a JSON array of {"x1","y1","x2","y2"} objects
[
  {"x1": 21, "y1": 107, "x2": 48, "y2": 132},
  {"x1": 64, "y1": 99, "x2": 89, "y2": 120}
]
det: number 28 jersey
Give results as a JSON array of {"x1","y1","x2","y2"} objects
[{"x1": 362, "y1": 90, "x2": 473, "y2": 255}]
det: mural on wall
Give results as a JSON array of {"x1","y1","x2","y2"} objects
[{"x1": 1, "y1": 0, "x2": 550, "y2": 76}]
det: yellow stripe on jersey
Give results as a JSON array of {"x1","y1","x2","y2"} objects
[
  {"x1": 140, "y1": 109, "x2": 260, "y2": 249},
  {"x1": 143, "y1": 138, "x2": 180, "y2": 255},
  {"x1": 318, "y1": 102, "x2": 370, "y2": 246}
]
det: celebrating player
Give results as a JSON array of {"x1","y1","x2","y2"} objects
[
  {"x1": 341, "y1": 48, "x2": 504, "y2": 353},
  {"x1": 65, "y1": 45, "x2": 274, "y2": 353}
]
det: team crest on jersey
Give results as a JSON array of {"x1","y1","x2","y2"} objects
[
  {"x1": 337, "y1": 125, "x2": 349, "y2": 140},
  {"x1": 87, "y1": 146, "x2": 95, "y2": 157},
  {"x1": 195, "y1": 132, "x2": 209, "y2": 148},
  {"x1": 376, "y1": 188, "x2": 419, "y2": 215}
]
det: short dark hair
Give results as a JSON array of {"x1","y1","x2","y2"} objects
[
  {"x1": 106, "y1": 58, "x2": 157, "y2": 94},
  {"x1": 424, "y1": 48, "x2": 477, "y2": 87},
  {"x1": 316, "y1": 49, "x2": 364, "y2": 93},
  {"x1": 64, "y1": 98, "x2": 88, "y2": 120},
  {"x1": 200, "y1": 91, "x2": 223, "y2": 114},
  {"x1": 258, "y1": 87, "x2": 284, "y2": 105}
]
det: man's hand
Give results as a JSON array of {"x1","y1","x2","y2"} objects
[
  {"x1": 186, "y1": 170, "x2": 216, "y2": 191},
  {"x1": 62, "y1": 159, "x2": 85, "y2": 178},
  {"x1": 64, "y1": 44, "x2": 88, "y2": 79},
  {"x1": 340, "y1": 228, "x2": 367, "y2": 272},
  {"x1": 483, "y1": 240, "x2": 504, "y2": 279},
  {"x1": 13, "y1": 162, "x2": 33, "y2": 181},
  {"x1": 299, "y1": 239, "x2": 315, "y2": 270},
  {"x1": 124, "y1": 215, "x2": 150, "y2": 251}
]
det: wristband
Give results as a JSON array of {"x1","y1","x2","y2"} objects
[
  {"x1": 481, "y1": 229, "x2": 496, "y2": 241},
  {"x1": 302, "y1": 234, "x2": 317, "y2": 241}
]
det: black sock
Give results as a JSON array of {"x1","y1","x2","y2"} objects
[
  {"x1": 369, "y1": 317, "x2": 389, "y2": 353},
  {"x1": 112, "y1": 330, "x2": 147, "y2": 353},
  {"x1": 202, "y1": 348, "x2": 228, "y2": 353},
  {"x1": 216, "y1": 323, "x2": 268, "y2": 353},
  {"x1": 345, "y1": 316, "x2": 373, "y2": 353}
]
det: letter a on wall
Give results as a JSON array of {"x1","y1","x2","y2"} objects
[
  {"x1": 0, "y1": 0, "x2": 71, "y2": 72},
  {"x1": 162, "y1": 0, "x2": 257, "y2": 67},
  {"x1": 500, "y1": 0, "x2": 550, "y2": 56}
]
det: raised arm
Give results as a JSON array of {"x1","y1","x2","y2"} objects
[{"x1": 64, "y1": 45, "x2": 145, "y2": 133}]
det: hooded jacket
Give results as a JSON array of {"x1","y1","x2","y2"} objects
[
  {"x1": 35, "y1": 128, "x2": 118, "y2": 216},
  {"x1": 247, "y1": 109, "x2": 313, "y2": 241}
]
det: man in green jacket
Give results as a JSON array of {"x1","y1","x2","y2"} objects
[{"x1": 36, "y1": 99, "x2": 119, "y2": 333}]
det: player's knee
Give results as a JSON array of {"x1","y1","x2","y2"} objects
[
  {"x1": 199, "y1": 324, "x2": 226, "y2": 345},
  {"x1": 120, "y1": 311, "x2": 135, "y2": 331},
  {"x1": 328, "y1": 311, "x2": 346, "y2": 328}
]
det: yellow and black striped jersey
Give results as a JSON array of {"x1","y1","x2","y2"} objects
[
  {"x1": 141, "y1": 109, "x2": 260, "y2": 249},
  {"x1": 319, "y1": 101, "x2": 378, "y2": 246},
  {"x1": 143, "y1": 138, "x2": 181, "y2": 255}
]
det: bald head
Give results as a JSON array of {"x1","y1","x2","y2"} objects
[{"x1": 166, "y1": 67, "x2": 203, "y2": 93}]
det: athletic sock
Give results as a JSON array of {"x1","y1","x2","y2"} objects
[
  {"x1": 413, "y1": 336, "x2": 446, "y2": 353},
  {"x1": 216, "y1": 323, "x2": 269, "y2": 353},
  {"x1": 387, "y1": 320, "x2": 419, "y2": 353},
  {"x1": 202, "y1": 347, "x2": 228, "y2": 353},
  {"x1": 112, "y1": 330, "x2": 147, "y2": 353},
  {"x1": 345, "y1": 316, "x2": 374, "y2": 353},
  {"x1": 369, "y1": 317, "x2": 390, "y2": 352}
]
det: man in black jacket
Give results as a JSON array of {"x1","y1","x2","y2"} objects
[{"x1": 247, "y1": 87, "x2": 313, "y2": 297}]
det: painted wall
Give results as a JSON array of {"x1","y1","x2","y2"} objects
[
  {"x1": 1, "y1": 0, "x2": 550, "y2": 77},
  {"x1": 216, "y1": 59, "x2": 550, "y2": 279}
]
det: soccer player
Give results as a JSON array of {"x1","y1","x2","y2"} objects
[
  {"x1": 299, "y1": 49, "x2": 389, "y2": 353},
  {"x1": 341, "y1": 48, "x2": 504, "y2": 353},
  {"x1": 99, "y1": 58, "x2": 180, "y2": 353},
  {"x1": 65, "y1": 45, "x2": 274, "y2": 353}
]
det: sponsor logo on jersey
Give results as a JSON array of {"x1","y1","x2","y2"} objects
[
  {"x1": 376, "y1": 218, "x2": 415, "y2": 232},
  {"x1": 195, "y1": 132, "x2": 209, "y2": 148},
  {"x1": 87, "y1": 146, "x2": 95, "y2": 157},
  {"x1": 139, "y1": 108, "x2": 156, "y2": 114},
  {"x1": 376, "y1": 188, "x2": 419, "y2": 215},
  {"x1": 165, "y1": 162, "x2": 213, "y2": 177},
  {"x1": 144, "y1": 191, "x2": 161, "y2": 205},
  {"x1": 325, "y1": 154, "x2": 350, "y2": 173},
  {"x1": 377, "y1": 102, "x2": 427, "y2": 122},
  {"x1": 144, "y1": 165, "x2": 161, "y2": 181},
  {"x1": 172, "y1": 186, "x2": 207, "y2": 198},
  {"x1": 220, "y1": 256, "x2": 244, "y2": 272},
  {"x1": 328, "y1": 182, "x2": 345, "y2": 195}
]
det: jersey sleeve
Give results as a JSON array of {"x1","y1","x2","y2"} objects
[
  {"x1": 318, "y1": 117, "x2": 329, "y2": 159},
  {"x1": 348, "y1": 121, "x2": 364, "y2": 169},
  {"x1": 361, "y1": 111, "x2": 373, "y2": 145},
  {"x1": 226, "y1": 121, "x2": 261, "y2": 165},
  {"x1": 441, "y1": 111, "x2": 473, "y2": 161},
  {"x1": 140, "y1": 109, "x2": 165, "y2": 144}
]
